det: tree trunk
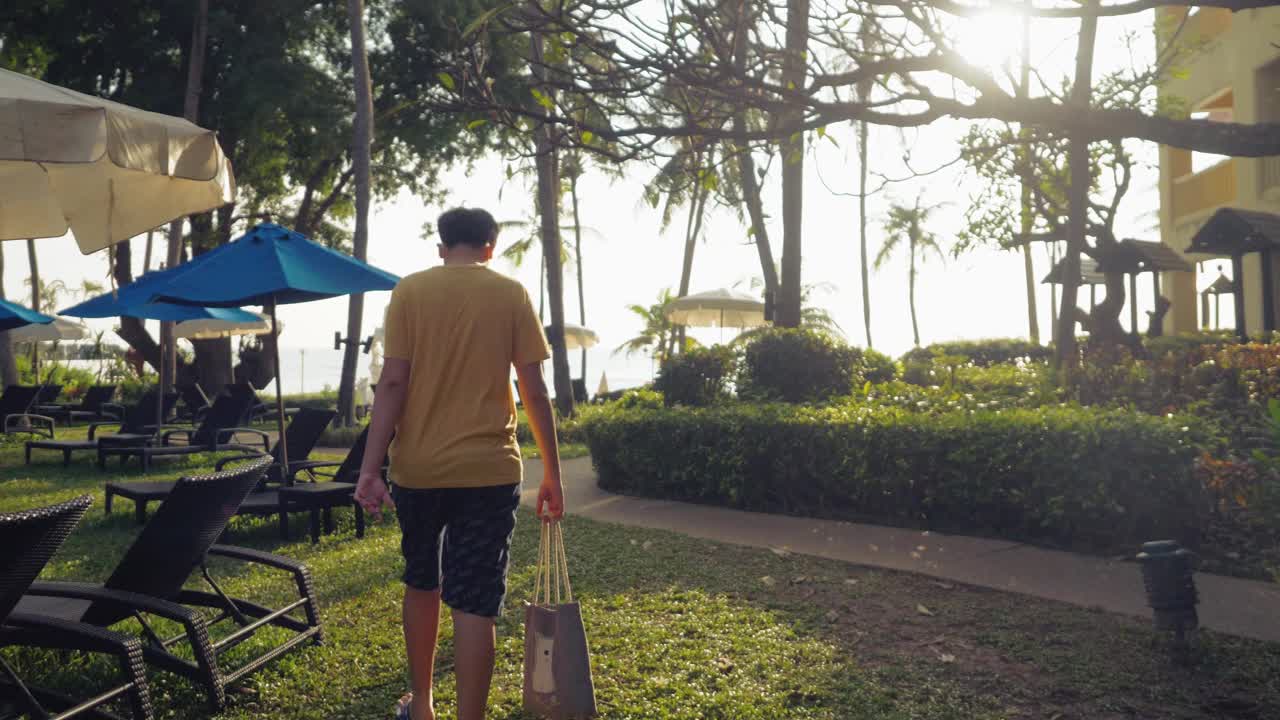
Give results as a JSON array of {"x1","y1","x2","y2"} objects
[
  {"x1": 570, "y1": 167, "x2": 587, "y2": 385},
  {"x1": 25, "y1": 239, "x2": 41, "y2": 379},
  {"x1": 909, "y1": 240, "x2": 920, "y2": 347},
  {"x1": 1054, "y1": 1, "x2": 1099, "y2": 373},
  {"x1": 338, "y1": 0, "x2": 374, "y2": 426},
  {"x1": 111, "y1": 239, "x2": 165, "y2": 374},
  {"x1": 184, "y1": 212, "x2": 232, "y2": 395},
  {"x1": 777, "y1": 0, "x2": 810, "y2": 328},
  {"x1": 729, "y1": 0, "x2": 779, "y2": 305},
  {"x1": 161, "y1": 0, "x2": 210, "y2": 395},
  {"x1": 1019, "y1": 12, "x2": 1039, "y2": 344},
  {"x1": 529, "y1": 22, "x2": 575, "y2": 417},
  {"x1": 538, "y1": 253, "x2": 545, "y2": 323},
  {"x1": 858, "y1": 118, "x2": 873, "y2": 348},
  {"x1": 671, "y1": 170, "x2": 708, "y2": 358},
  {"x1": 142, "y1": 230, "x2": 154, "y2": 273},
  {"x1": 0, "y1": 243, "x2": 18, "y2": 387}
]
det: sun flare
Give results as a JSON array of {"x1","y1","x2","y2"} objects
[{"x1": 951, "y1": 10, "x2": 1028, "y2": 74}]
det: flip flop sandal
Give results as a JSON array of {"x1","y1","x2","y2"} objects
[{"x1": 393, "y1": 693, "x2": 413, "y2": 720}]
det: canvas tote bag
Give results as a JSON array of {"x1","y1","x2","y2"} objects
[{"x1": 523, "y1": 520, "x2": 598, "y2": 719}]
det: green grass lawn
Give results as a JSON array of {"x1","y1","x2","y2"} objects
[{"x1": 2, "y1": 429, "x2": 1279, "y2": 719}]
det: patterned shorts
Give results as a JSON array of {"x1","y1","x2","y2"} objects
[{"x1": 391, "y1": 482, "x2": 521, "y2": 618}]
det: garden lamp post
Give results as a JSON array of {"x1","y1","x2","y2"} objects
[{"x1": 1136, "y1": 540, "x2": 1199, "y2": 651}]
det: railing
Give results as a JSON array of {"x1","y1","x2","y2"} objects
[
  {"x1": 1262, "y1": 156, "x2": 1280, "y2": 195},
  {"x1": 1172, "y1": 159, "x2": 1236, "y2": 219}
]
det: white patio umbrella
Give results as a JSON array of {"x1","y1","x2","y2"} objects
[
  {"x1": 597, "y1": 371, "x2": 610, "y2": 396},
  {"x1": 0, "y1": 67, "x2": 236, "y2": 253},
  {"x1": 559, "y1": 323, "x2": 600, "y2": 350},
  {"x1": 174, "y1": 311, "x2": 275, "y2": 340},
  {"x1": 666, "y1": 288, "x2": 767, "y2": 329},
  {"x1": 7, "y1": 316, "x2": 88, "y2": 343}
]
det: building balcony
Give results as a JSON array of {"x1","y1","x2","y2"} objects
[{"x1": 1172, "y1": 159, "x2": 1236, "y2": 220}]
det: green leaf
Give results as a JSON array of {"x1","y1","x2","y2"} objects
[
  {"x1": 581, "y1": 130, "x2": 594, "y2": 144},
  {"x1": 467, "y1": 119, "x2": 487, "y2": 130},
  {"x1": 437, "y1": 72, "x2": 456, "y2": 91},
  {"x1": 530, "y1": 88, "x2": 554, "y2": 111},
  {"x1": 461, "y1": 6, "x2": 507, "y2": 39},
  {"x1": 816, "y1": 125, "x2": 827, "y2": 138}
]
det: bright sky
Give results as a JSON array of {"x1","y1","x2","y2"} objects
[{"x1": 12, "y1": 10, "x2": 1194, "y2": 389}]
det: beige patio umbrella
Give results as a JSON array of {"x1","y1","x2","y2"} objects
[
  {"x1": 666, "y1": 288, "x2": 767, "y2": 329},
  {"x1": 0, "y1": 67, "x2": 236, "y2": 253},
  {"x1": 174, "y1": 311, "x2": 275, "y2": 340},
  {"x1": 558, "y1": 323, "x2": 600, "y2": 350},
  {"x1": 7, "y1": 316, "x2": 88, "y2": 343}
]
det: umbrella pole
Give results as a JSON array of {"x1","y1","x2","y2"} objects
[{"x1": 269, "y1": 296, "x2": 290, "y2": 482}]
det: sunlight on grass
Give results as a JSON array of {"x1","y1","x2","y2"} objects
[{"x1": 2, "y1": 429, "x2": 1279, "y2": 719}]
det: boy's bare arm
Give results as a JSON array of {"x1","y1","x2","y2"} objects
[
  {"x1": 515, "y1": 361, "x2": 563, "y2": 520},
  {"x1": 355, "y1": 357, "x2": 409, "y2": 521}
]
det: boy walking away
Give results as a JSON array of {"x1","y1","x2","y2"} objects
[{"x1": 355, "y1": 207, "x2": 565, "y2": 720}]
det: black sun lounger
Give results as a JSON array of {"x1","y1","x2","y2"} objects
[
  {"x1": 0, "y1": 495, "x2": 154, "y2": 720},
  {"x1": 96, "y1": 387, "x2": 267, "y2": 472},
  {"x1": 15, "y1": 457, "x2": 322, "y2": 710},
  {"x1": 25, "y1": 390, "x2": 178, "y2": 466},
  {"x1": 0, "y1": 385, "x2": 56, "y2": 439},
  {"x1": 221, "y1": 418, "x2": 388, "y2": 543},
  {"x1": 36, "y1": 384, "x2": 119, "y2": 425},
  {"x1": 106, "y1": 407, "x2": 334, "y2": 527}
]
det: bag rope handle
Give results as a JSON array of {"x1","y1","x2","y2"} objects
[{"x1": 532, "y1": 520, "x2": 575, "y2": 606}]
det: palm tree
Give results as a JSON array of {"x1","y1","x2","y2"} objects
[
  {"x1": 856, "y1": 19, "x2": 877, "y2": 349},
  {"x1": 614, "y1": 289, "x2": 696, "y2": 371},
  {"x1": 499, "y1": 219, "x2": 579, "y2": 323},
  {"x1": 878, "y1": 199, "x2": 947, "y2": 347},
  {"x1": 732, "y1": 279, "x2": 843, "y2": 344}
]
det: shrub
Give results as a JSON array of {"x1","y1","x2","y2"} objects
[
  {"x1": 583, "y1": 403, "x2": 1205, "y2": 552},
  {"x1": 654, "y1": 346, "x2": 736, "y2": 407},
  {"x1": 921, "y1": 338, "x2": 1052, "y2": 367},
  {"x1": 861, "y1": 349, "x2": 898, "y2": 384},
  {"x1": 612, "y1": 388, "x2": 663, "y2": 410},
  {"x1": 738, "y1": 328, "x2": 862, "y2": 403}
]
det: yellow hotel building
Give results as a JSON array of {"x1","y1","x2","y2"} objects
[{"x1": 1157, "y1": 6, "x2": 1280, "y2": 335}]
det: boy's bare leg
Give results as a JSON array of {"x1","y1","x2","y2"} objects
[
  {"x1": 452, "y1": 609, "x2": 498, "y2": 720},
  {"x1": 404, "y1": 587, "x2": 442, "y2": 720}
]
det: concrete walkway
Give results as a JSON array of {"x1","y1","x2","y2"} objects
[{"x1": 518, "y1": 456, "x2": 1280, "y2": 643}]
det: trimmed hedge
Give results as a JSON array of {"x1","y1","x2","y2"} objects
[
  {"x1": 917, "y1": 338, "x2": 1052, "y2": 367},
  {"x1": 583, "y1": 403, "x2": 1205, "y2": 552}
]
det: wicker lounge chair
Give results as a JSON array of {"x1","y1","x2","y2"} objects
[
  {"x1": 36, "y1": 384, "x2": 119, "y2": 425},
  {"x1": 15, "y1": 457, "x2": 322, "y2": 710},
  {"x1": 0, "y1": 494, "x2": 154, "y2": 720},
  {"x1": 0, "y1": 385, "x2": 56, "y2": 439},
  {"x1": 33, "y1": 384, "x2": 62, "y2": 406},
  {"x1": 25, "y1": 390, "x2": 178, "y2": 466},
  {"x1": 106, "y1": 407, "x2": 335, "y2": 528},
  {"x1": 95, "y1": 387, "x2": 267, "y2": 473},
  {"x1": 220, "y1": 420, "x2": 387, "y2": 543},
  {"x1": 173, "y1": 382, "x2": 211, "y2": 424}
]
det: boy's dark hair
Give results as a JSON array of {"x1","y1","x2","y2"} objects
[{"x1": 437, "y1": 207, "x2": 499, "y2": 248}]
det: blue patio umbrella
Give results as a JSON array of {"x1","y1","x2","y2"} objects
[
  {"x1": 0, "y1": 298, "x2": 54, "y2": 332},
  {"x1": 61, "y1": 270, "x2": 266, "y2": 424},
  {"x1": 148, "y1": 223, "x2": 400, "y2": 471}
]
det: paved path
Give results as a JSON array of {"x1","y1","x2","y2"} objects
[{"x1": 518, "y1": 456, "x2": 1280, "y2": 643}]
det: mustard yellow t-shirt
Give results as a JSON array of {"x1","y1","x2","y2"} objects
[{"x1": 382, "y1": 264, "x2": 551, "y2": 489}]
